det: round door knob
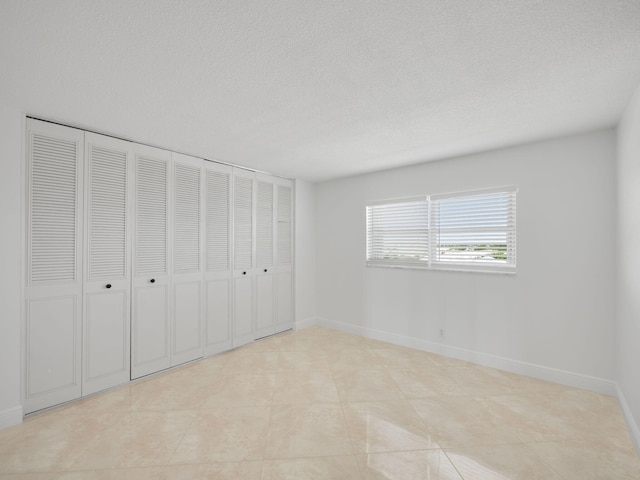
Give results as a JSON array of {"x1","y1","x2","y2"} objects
[
  {"x1": 106, "y1": 284, "x2": 112, "y2": 289},
  {"x1": 242, "y1": 271, "x2": 247, "y2": 275},
  {"x1": 264, "y1": 269, "x2": 267, "y2": 273},
  {"x1": 150, "y1": 278, "x2": 156, "y2": 283}
]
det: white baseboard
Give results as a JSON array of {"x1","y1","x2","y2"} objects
[
  {"x1": 295, "y1": 316, "x2": 318, "y2": 330},
  {"x1": 616, "y1": 383, "x2": 640, "y2": 456},
  {"x1": 317, "y1": 317, "x2": 617, "y2": 396},
  {"x1": 0, "y1": 405, "x2": 23, "y2": 430}
]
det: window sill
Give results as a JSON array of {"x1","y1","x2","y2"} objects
[{"x1": 366, "y1": 262, "x2": 516, "y2": 275}]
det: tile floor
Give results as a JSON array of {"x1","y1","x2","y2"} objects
[{"x1": 0, "y1": 326, "x2": 638, "y2": 479}]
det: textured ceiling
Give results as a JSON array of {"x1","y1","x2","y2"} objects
[{"x1": 1, "y1": 0, "x2": 639, "y2": 181}]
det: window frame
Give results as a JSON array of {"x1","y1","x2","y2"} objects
[
  {"x1": 365, "y1": 196, "x2": 430, "y2": 268},
  {"x1": 365, "y1": 186, "x2": 517, "y2": 274}
]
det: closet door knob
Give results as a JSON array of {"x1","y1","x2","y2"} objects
[
  {"x1": 264, "y1": 269, "x2": 267, "y2": 273},
  {"x1": 150, "y1": 278, "x2": 156, "y2": 284},
  {"x1": 242, "y1": 271, "x2": 247, "y2": 275},
  {"x1": 106, "y1": 284, "x2": 112, "y2": 289}
]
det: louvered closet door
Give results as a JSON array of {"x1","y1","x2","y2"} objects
[
  {"x1": 131, "y1": 145, "x2": 172, "y2": 379},
  {"x1": 204, "y1": 162, "x2": 233, "y2": 355},
  {"x1": 254, "y1": 174, "x2": 276, "y2": 339},
  {"x1": 275, "y1": 180, "x2": 294, "y2": 334},
  {"x1": 83, "y1": 133, "x2": 133, "y2": 395},
  {"x1": 172, "y1": 153, "x2": 203, "y2": 366},
  {"x1": 24, "y1": 119, "x2": 84, "y2": 414},
  {"x1": 232, "y1": 169, "x2": 256, "y2": 348}
]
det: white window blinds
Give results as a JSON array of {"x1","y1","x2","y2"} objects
[
  {"x1": 366, "y1": 197, "x2": 429, "y2": 267},
  {"x1": 366, "y1": 187, "x2": 517, "y2": 273},
  {"x1": 431, "y1": 187, "x2": 516, "y2": 271}
]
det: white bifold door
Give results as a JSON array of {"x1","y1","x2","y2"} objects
[
  {"x1": 24, "y1": 118, "x2": 292, "y2": 412},
  {"x1": 24, "y1": 120, "x2": 85, "y2": 414},
  {"x1": 232, "y1": 168, "x2": 256, "y2": 347},
  {"x1": 254, "y1": 174, "x2": 276, "y2": 339},
  {"x1": 171, "y1": 153, "x2": 204, "y2": 366},
  {"x1": 231, "y1": 169, "x2": 294, "y2": 346},
  {"x1": 131, "y1": 144, "x2": 172, "y2": 379},
  {"x1": 274, "y1": 180, "x2": 294, "y2": 333},
  {"x1": 204, "y1": 162, "x2": 233, "y2": 355},
  {"x1": 82, "y1": 133, "x2": 133, "y2": 395}
]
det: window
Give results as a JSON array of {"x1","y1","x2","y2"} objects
[
  {"x1": 431, "y1": 187, "x2": 516, "y2": 272},
  {"x1": 366, "y1": 187, "x2": 517, "y2": 273},
  {"x1": 366, "y1": 197, "x2": 429, "y2": 267}
]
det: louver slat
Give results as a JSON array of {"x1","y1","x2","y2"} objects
[
  {"x1": 30, "y1": 134, "x2": 78, "y2": 282},
  {"x1": 277, "y1": 185, "x2": 292, "y2": 266},
  {"x1": 175, "y1": 163, "x2": 201, "y2": 273},
  {"x1": 256, "y1": 181, "x2": 273, "y2": 267},
  {"x1": 234, "y1": 175, "x2": 253, "y2": 269},
  {"x1": 206, "y1": 170, "x2": 230, "y2": 271},
  {"x1": 88, "y1": 145, "x2": 127, "y2": 279},
  {"x1": 136, "y1": 156, "x2": 167, "y2": 275}
]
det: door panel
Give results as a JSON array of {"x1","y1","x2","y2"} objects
[
  {"x1": 83, "y1": 133, "x2": 132, "y2": 395},
  {"x1": 275, "y1": 180, "x2": 294, "y2": 334},
  {"x1": 84, "y1": 290, "x2": 128, "y2": 393},
  {"x1": 132, "y1": 283, "x2": 170, "y2": 375},
  {"x1": 233, "y1": 169, "x2": 256, "y2": 347},
  {"x1": 255, "y1": 273, "x2": 274, "y2": 339},
  {"x1": 276, "y1": 271, "x2": 293, "y2": 333},
  {"x1": 205, "y1": 279, "x2": 231, "y2": 351},
  {"x1": 132, "y1": 145, "x2": 171, "y2": 379},
  {"x1": 204, "y1": 163, "x2": 233, "y2": 355},
  {"x1": 255, "y1": 176, "x2": 276, "y2": 339},
  {"x1": 234, "y1": 275, "x2": 254, "y2": 347},
  {"x1": 173, "y1": 281, "x2": 202, "y2": 365},
  {"x1": 24, "y1": 119, "x2": 83, "y2": 414},
  {"x1": 26, "y1": 296, "x2": 79, "y2": 409},
  {"x1": 172, "y1": 154, "x2": 203, "y2": 366}
]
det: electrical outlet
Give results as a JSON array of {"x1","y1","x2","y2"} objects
[{"x1": 439, "y1": 329, "x2": 444, "y2": 337}]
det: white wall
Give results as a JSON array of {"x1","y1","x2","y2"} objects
[
  {"x1": 294, "y1": 179, "x2": 317, "y2": 326},
  {"x1": 0, "y1": 104, "x2": 23, "y2": 428},
  {"x1": 316, "y1": 130, "x2": 617, "y2": 386},
  {"x1": 617, "y1": 85, "x2": 640, "y2": 447}
]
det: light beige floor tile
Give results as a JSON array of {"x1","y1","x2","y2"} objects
[
  {"x1": 176, "y1": 356, "x2": 228, "y2": 381},
  {"x1": 130, "y1": 373, "x2": 208, "y2": 412},
  {"x1": 328, "y1": 349, "x2": 384, "y2": 373},
  {"x1": 333, "y1": 369, "x2": 404, "y2": 402},
  {"x1": 372, "y1": 348, "x2": 438, "y2": 371},
  {"x1": 225, "y1": 351, "x2": 280, "y2": 375},
  {"x1": 0, "y1": 412, "x2": 125, "y2": 473},
  {"x1": 277, "y1": 351, "x2": 331, "y2": 374},
  {"x1": 272, "y1": 373, "x2": 340, "y2": 404},
  {"x1": 530, "y1": 439, "x2": 640, "y2": 480},
  {"x1": 447, "y1": 365, "x2": 525, "y2": 395},
  {"x1": 158, "y1": 461, "x2": 263, "y2": 479},
  {"x1": 67, "y1": 411, "x2": 196, "y2": 470},
  {"x1": 54, "y1": 385, "x2": 134, "y2": 416},
  {"x1": 169, "y1": 406, "x2": 271, "y2": 463},
  {"x1": 410, "y1": 396, "x2": 521, "y2": 448},
  {"x1": 201, "y1": 374, "x2": 276, "y2": 407},
  {"x1": 322, "y1": 333, "x2": 371, "y2": 351},
  {"x1": 358, "y1": 450, "x2": 462, "y2": 480},
  {"x1": 478, "y1": 394, "x2": 579, "y2": 443},
  {"x1": 388, "y1": 369, "x2": 466, "y2": 398},
  {"x1": 0, "y1": 467, "x2": 164, "y2": 480},
  {"x1": 342, "y1": 400, "x2": 439, "y2": 453},
  {"x1": 262, "y1": 455, "x2": 362, "y2": 480},
  {"x1": 264, "y1": 404, "x2": 353, "y2": 459},
  {"x1": 1, "y1": 326, "x2": 638, "y2": 478},
  {"x1": 445, "y1": 444, "x2": 563, "y2": 479}
]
